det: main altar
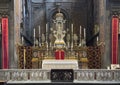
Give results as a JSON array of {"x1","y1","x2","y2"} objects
[{"x1": 17, "y1": 9, "x2": 102, "y2": 70}]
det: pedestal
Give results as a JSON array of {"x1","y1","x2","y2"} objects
[
  {"x1": 80, "y1": 57, "x2": 88, "y2": 69},
  {"x1": 32, "y1": 58, "x2": 39, "y2": 69}
]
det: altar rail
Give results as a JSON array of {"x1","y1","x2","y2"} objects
[{"x1": 0, "y1": 69, "x2": 120, "y2": 83}]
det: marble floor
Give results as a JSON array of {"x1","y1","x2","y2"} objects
[{"x1": 5, "y1": 80, "x2": 120, "y2": 85}]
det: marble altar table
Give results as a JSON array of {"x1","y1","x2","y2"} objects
[{"x1": 42, "y1": 60, "x2": 78, "y2": 69}]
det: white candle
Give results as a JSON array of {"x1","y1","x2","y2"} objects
[
  {"x1": 79, "y1": 43, "x2": 81, "y2": 46},
  {"x1": 22, "y1": 36, "x2": 23, "y2": 44},
  {"x1": 107, "y1": 66, "x2": 110, "y2": 70},
  {"x1": 80, "y1": 26, "x2": 82, "y2": 43},
  {"x1": 39, "y1": 26, "x2": 41, "y2": 45},
  {"x1": 46, "y1": 23, "x2": 48, "y2": 43},
  {"x1": 39, "y1": 25, "x2": 40, "y2": 36},
  {"x1": 46, "y1": 23, "x2": 48, "y2": 34},
  {"x1": 97, "y1": 37, "x2": 99, "y2": 42},
  {"x1": 34, "y1": 28, "x2": 35, "y2": 38},
  {"x1": 80, "y1": 26, "x2": 81, "y2": 35},
  {"x1": 79, "y1": 26, "x2": 82, "y2": 47},
  {"x1": 71, "y1": 24, "x2": 73, "y2": 33},
  {"x1": 84, "y1": 28, "x2": 86, "y2": 39},
  {"x1": 71, "y1": 24, "x2": 73, "y2": 50},
  {"x1": 34, "y1": 28, "x2": 35, "y2": 46}
]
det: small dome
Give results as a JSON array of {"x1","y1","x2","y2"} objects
[
  {"x1": 55, "y1": 9, "x2": 64, "y2": 18},
  {"x1": 55, "y1": 12, "x2": 64, "y2": 18}
]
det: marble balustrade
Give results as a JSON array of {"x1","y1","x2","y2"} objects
[{"x1": 0, "y1": 69, "x2": 120, "y2": 83}]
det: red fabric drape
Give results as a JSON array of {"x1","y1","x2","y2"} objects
[
  {"x1": 2, "y1": 17, "x2": 9, "y2": 69},
  {"x1": 112, "y1": 16, "x2": 119, "y2": 64},
  {"x1": 55, "y1": 50, "x2": 64, "y2": 60}
]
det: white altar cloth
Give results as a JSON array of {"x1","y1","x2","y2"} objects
[{"x1": 42, "y1": 60, "x2": 78, "y2": 69}]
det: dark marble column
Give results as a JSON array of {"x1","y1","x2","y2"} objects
[
  {"x1": 9, "y1": 10, "x2": 15, "y2": 68},
  {"x1": 98, "y1": 0, "x2": 111, "y2": 68},
  {"x1": 9, "y1": 1, "x2": 17, "y2": 68},
  {"x1": 0, "y1": 33, "x2": 1, "y2": 69}
]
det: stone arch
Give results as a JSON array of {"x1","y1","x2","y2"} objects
[{"x1": 48, "y1": 8, "x2": 70, "y2": 30}]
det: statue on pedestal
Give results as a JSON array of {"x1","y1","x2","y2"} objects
[{"x1": 52, "y1": 9, "x2": 66, "y2": 48}]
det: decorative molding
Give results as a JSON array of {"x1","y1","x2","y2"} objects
[{"x1": 0, "y1": 9, "x2": 9, "y2": 16}]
